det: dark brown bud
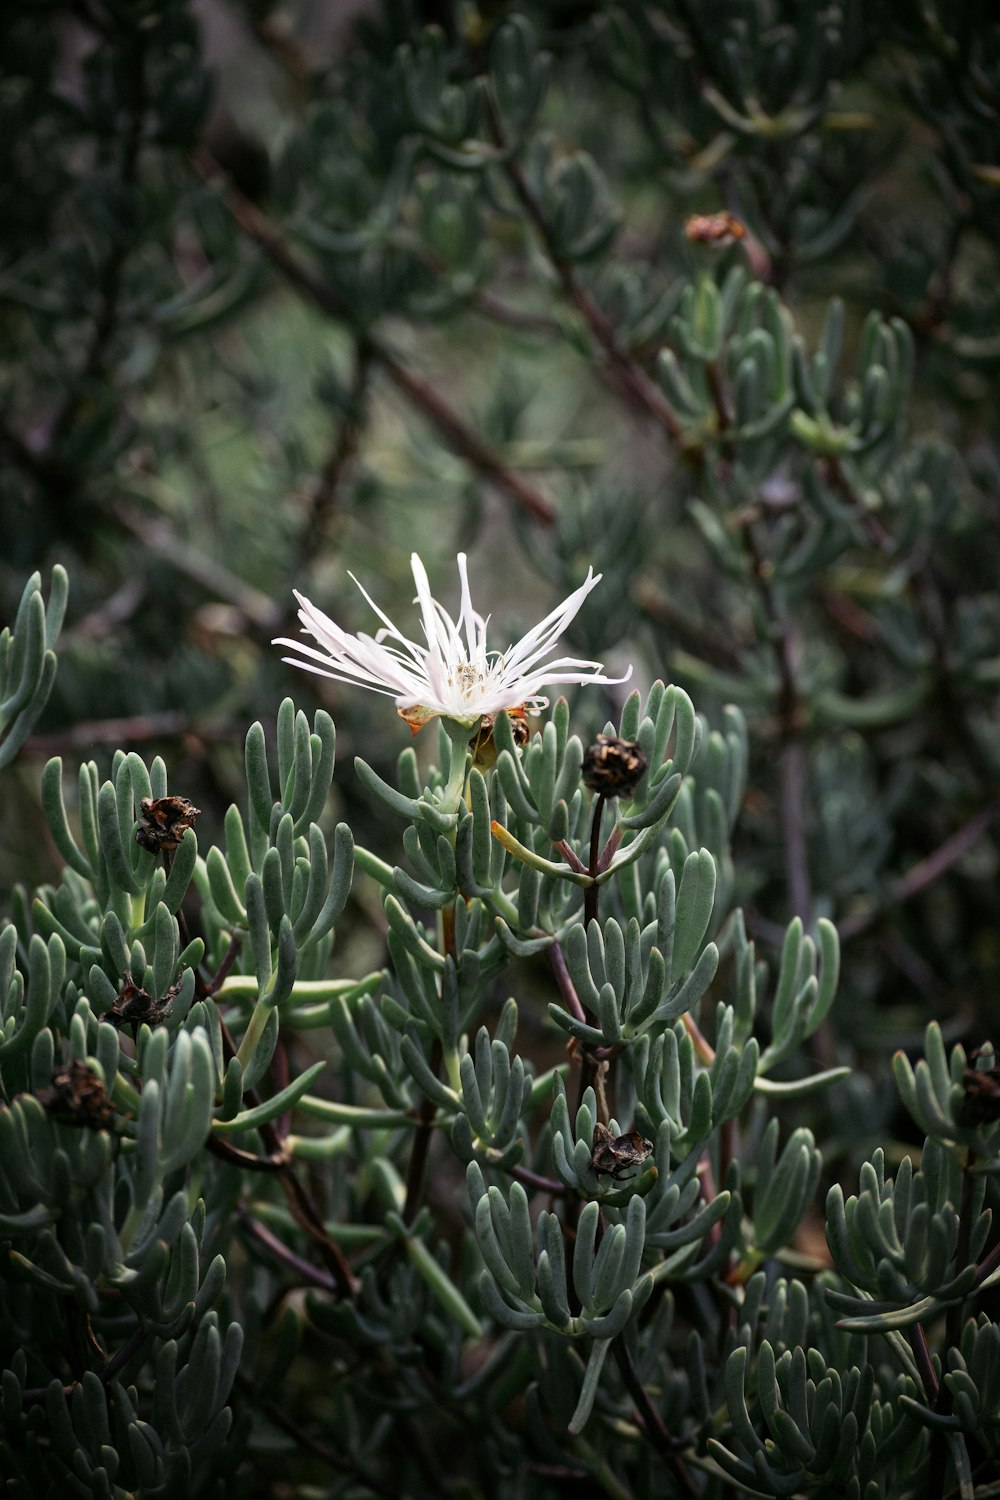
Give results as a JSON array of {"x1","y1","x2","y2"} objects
[
  {"x1": 581, "y1": 734, "x2": 647, "y2": 798},
  {"x1": 590, "y1": 1122, "x2": 654, "y2": 1180},
  {"x1": 684, "y1": 211, "x2": 746, "y2": 246},
  {"x1": 958, "y1": 1052, "x2": 1000, "y2": 1126},
  {"x1": 106, "y1": 971, "x2": 173, "y2": 1031},
  {"x1": 37, "y1": 1059, "x2": 116, "y2": 1130},
  {"x1": 135, "y1": 795, "x2": 200, "y2": 853}
]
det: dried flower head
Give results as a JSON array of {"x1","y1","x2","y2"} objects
[
  {"x1": 136, "y1": 795, "x2": 201, "y2": 853},
  {"x1": 37, "y1": 1060, "x2": 116, "y2": 1130},
  {"x1": 958, "y1": 1050, "x2": 1000, "y2": 1126},
  {"x1": 591, "y1": 1122, "x2": 654, "y2": 1180},
  {"x1": 106, "y1": 971, "x2": 173, "y2": 1031},
  {"x1": 582, "y1": 734, "x2": 647, "y2": 798},
  {"x1": 684, "y1": 211, "x2": 746, "y2": 246},
  {"x1": 274, "y1": 553, "x2": 630, "y2": 733}
]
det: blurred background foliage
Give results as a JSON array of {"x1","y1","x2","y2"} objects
[{"x1": 1, "y1": 0, "x2": 998, "y2": 1112}]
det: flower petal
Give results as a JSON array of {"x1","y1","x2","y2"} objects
[{"x1": 276, "y1": 556, "x2": 629, "y2": 731}]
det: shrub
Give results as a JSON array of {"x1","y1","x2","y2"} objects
[{"x1": 1, "y1": 3, "x2": 998, "y2": 1496}]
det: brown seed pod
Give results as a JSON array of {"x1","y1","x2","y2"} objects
[
  {"x1": 684, "y1": 211, "x2": 747, "y2": 246},
  {"x1": 958, "y1": 1054, "x2": 1000, "y2": 1126},
  {"x1": 135, "y1": 795, "x2": 201, "y2": 853},
  {"x1": 581, "y1": 734, "x2": 647, "y2": 798},
  {"x1": 590, "y1": 1121, "x2": 654, "y2": 1180},
  {"x1": 105, "y1": 971, "x2": 173, "y2": 1031},
  {"x1": 36, "y1": 1059, "x2": 116, "y2": 1130}
]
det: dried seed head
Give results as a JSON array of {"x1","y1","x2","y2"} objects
[
  {"x1": 590, "y1": 1122, "x2": 654, "y2": 1180},
  {"x1": 958, "y1": 1052, "x2": 1000, "y2": 1126},
  {"x1": 135, "y1": 795, "x2": 200, "y2": 853},
  {"x1": 106, "y1": 971, "x2": 172, "y2": 1030},
  {"x1": 684, "y1": 211, "x2": 746, "y2": 246},
  {"x1": 581, "y1": 734, "x2": 647, "y2": 798},
  {"x1": 37, "y1": 1059, "x2": 116, "y2": 1130}
]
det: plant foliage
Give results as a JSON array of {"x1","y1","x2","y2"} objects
[{"x1": 1, "y1": 1, "x2": 999, "y2": 1496}]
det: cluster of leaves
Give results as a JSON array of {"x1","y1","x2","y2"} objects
[
  {"x1": 2, "y1": 568, "x2": 1000, "y2": 1498},
  {"x1": 2, "y1": 0, "x2": 997, "y2": 1045}
]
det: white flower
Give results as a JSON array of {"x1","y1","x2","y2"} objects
[{"x1": 274, "y1": 553, "x2": 630, "y2": 732}]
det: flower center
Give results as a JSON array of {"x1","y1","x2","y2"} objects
[{"x1": 448, "y1": 662, "x2": 485, "y2": 699}]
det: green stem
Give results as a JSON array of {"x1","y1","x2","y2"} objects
[
  {"x1": 235, "y1": 994, "x2": 274, "y2": 1071},
  {"x1": 440, "y1": 718, "x2": 473, "y2": 815}
]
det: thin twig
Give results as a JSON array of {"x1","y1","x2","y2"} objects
[
  {"x1": 21, "y1": 1321, "x2": 149, "y2": 1406},
  {"x1": 96, "y1": 1322, "x2": 147, "y2": 1385},
  {"x1": 590, "y1": 1202, "x2": 697, "y2": 1496},
  {"x1": 113, "y1": 504, "x2": 281, "y2": 630},
  {"x1": 840, "y1": 802, "x2": 1000, "y2": 939},
  {"x1": 402, "y1": 1046, "x2": 442, "y2": 1225},
  {"x1": 206, "y1": 932, "x2": 243, "y2": 995},
  {"x1": 216, "y1": 1017, "x2": 358, "y2": 1296},
  {"x1": 402, "y1": 903, "x2": 456, "y2": 1223},
  {"x1": 508, "y1": 1162, "x2": 568, "y2": 1196},
  {"x1": 189, "y1": 148, "x2": 556, "y2": 526},
  {"x1": 827, "y1": 456, "x2": 1000, "y2": 800},
  {"x1": 237, "y1": 1209, "x2": 341, "y2": 1292},
  {"x1": 632, "y1": 578, "x2": 742, "y2": 671},
  {"x1": 51, "y1": 28, "x2": 148, "y2": 447},
  {"x1": 24, "y1": 713, "x2": 196, "y2": 757},
  {"x1": 293, "y1": 339, "x2": 373, "y2": 574},
  {"x1": 549, "y1": 939, "x2": 587, "y2": 1024},
  {"x1": 468, "y1": 286, "x2": 563, "y2": 336},
  {"x1": 584, "y1": 795, "x2": 606, "y2": 928},
  {"x1": 742, "y1": 521, "x2": 812, "y2": 925},
  {"x1": 485, "y1": 98, "x2": 685, "y2": 447},
  {"x1": 233, "y1": 1369, "x2": 406, "y2": 1500},
  {"x1": 415, "y1": 239, "x2": 562, "y2": 335},
  {"x1": 778, "y1": 739, "x2": 812, "y2": 926},
  {"x1": 375, "y1": 344, "x2": 557, "y2": 524},
  {"x1": 928, "y1": 1146, "x2": 977, "y2": 1496},
  {"x1": 554, "y1": 838, "x2": 590, "y2": 876},
  {"x1": 974, "y1": 1239, "x2": 1000, "y2": 1290},
  {"x1": 205, "y1": 1134, "x2": 287, "y2": 1173},
  {"x1": 907, "y1": 1323, "x2": 940, "y2": 1403},
  {"x1": 611, "y1": 1340, "x2": 698, "y2": 1497}
]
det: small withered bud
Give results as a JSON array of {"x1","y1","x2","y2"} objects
[
  {"x1": 591, "y1": 1122, "x2": 654, "y2": 1181},
  {"x1": 684, "y1": 211, "x2": 746, "y2": 247},
  {"x1": 106, "y1": 970, "x2": 172, "y2": 1031},
  {"x1": 469, "y1": 709, "x2": 531, "y2": 769},
  {"x1": 135, "y1": 795, "x2": 200, "y2": 853},
  {"x1": 958, "y1": 1050, "x2": 1000, "y2": 1126},
  {"x1": 37, "y1": 1059, "x2": 116, "y2": 1130},
  {"x1": 582, "y1": 734, "x2": 647, "y2": 798}
]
